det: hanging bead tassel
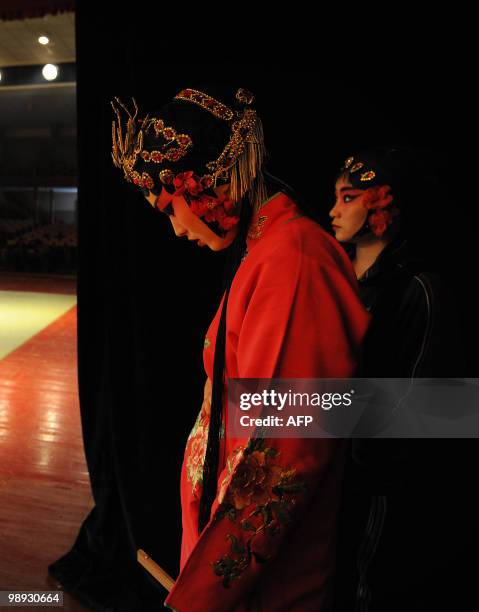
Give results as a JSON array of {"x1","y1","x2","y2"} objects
[{"x1": 229, "y1": 116, "x2": 268, "y2": 213}]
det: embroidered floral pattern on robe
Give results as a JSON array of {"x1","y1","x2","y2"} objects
[
  {"x1": 185, "y1": 376, "x2": 226, "y2": 497},
  {"x1": 186, "y1": 377, "x2": 212, "y2": 497},
  {"x1": 210, "y1": 437, "x2": 308, "y2": 588}
]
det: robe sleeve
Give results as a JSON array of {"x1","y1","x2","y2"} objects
[{"x1": 164, "y1": 238, "x2": 369, "y2": 612}]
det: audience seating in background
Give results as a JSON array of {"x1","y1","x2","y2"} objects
[{"x1": 0, "y1": 220, "x2": 77, "y2": 273}]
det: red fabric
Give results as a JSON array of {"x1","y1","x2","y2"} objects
[{"x1": 165, "y1": 192, "x2": 370, "y2": 611}]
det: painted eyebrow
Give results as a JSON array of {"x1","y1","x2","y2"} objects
[{"x1": 340, "y1": 186, "x2": 361, "y2": 192}]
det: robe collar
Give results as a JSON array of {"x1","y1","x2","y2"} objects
[{"x1": 245, "y1": 190, "x2": 304, "y2": 254}]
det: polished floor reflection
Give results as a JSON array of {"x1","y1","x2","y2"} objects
[{"x1": 0, "y1": 273, "x2": 91, "y2": 611}]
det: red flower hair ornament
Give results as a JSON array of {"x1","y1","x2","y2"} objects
[
  {"x1": 361, "y1": 185, "x2": 398, "y2": 237},
  {"x1": 159, "y1": 170, "x2": 240, "y2": 232}
]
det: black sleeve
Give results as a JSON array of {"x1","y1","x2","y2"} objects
[
  {"x1": 353, "y1": 271, "x2": 468, "y2": 492},
  {"x1": 359, "y1": 271, "x2": 466, "y2": 378}
]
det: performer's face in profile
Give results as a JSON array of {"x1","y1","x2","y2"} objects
[
  {"x1": 329, "y1": 176, "x2": 370, "y2": 243},
  {"x1": 145, "y1": 183, "x2": 240, "y2": 251}
]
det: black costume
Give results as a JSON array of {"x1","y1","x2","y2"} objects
[{"x1": 333, "y1": 236, "x2": 476, "y2": 612}]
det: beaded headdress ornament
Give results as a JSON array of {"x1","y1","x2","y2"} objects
[
  {"x1": 339, "y1": 154, "x2": 397, "y2": 238},
  {"x1": 111, "y1": 88, "x2": 267, "y2": 236}
]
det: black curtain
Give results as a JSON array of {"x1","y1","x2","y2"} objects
[{"x1": 47, "y1": 5, "x2": 478, "y2": 611}]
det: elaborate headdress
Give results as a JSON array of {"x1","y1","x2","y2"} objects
[
  {"x1": 338, "y1": 147, "x2": 408, "y2": 238},
  {"x1": 111, "y1": 87, "x2": 268, "y2": 237}
]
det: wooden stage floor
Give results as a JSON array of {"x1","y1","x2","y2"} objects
[{"x1": 0, "y1": 273, "x2": 91, "y2": 610}]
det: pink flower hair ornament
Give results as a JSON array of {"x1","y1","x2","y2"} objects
[{"x1": 361, "y1": 185, "x2": 398, "y2": 237}]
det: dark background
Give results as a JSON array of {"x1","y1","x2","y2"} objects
[{"x1": 48, "y1": 3, "x2": 478, "y2": 610}]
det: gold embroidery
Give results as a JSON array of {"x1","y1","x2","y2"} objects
[
  {"x1": 204, "y1": 337, "x2": 211, "y2": 349},
  {"x1": 247, "y1": 214, "x2": 267, "y2": 241},
  {"x1": 211, "y1": 438, "x2": 307, "y2": 587},
  {"x1": 186, "y1": 378, "x2": 212, "y2": 496},
  {"x1": 186, "y1": 417, "x2": 208, "y2": 494}
]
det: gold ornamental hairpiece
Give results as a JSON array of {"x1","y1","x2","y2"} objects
[
  {"x1": 175, "y1": 87, "x2": 266, "y2": 207},
  {"x1": 111, "y1": 97, "x2": 194, "y2": 189},
  {"x1": 174, "y1": 88, "x2": 235, "y2": 122},
  {"x1": 360, "y1": 170, "x2": 376, "y2": 181},
  {"x1": 111, "y1": 97, "x2": 143, "y2": 183},
  {"x1": 341, "y1": 155, "x2": 376, "y2": 183},
  {"x1": 111, "y1": 87, "x2": 267, "y2": 210},
  {"x1": 350, "y1": 162, "x2": 364, "y2": 173},
  {"x1": 235, "y1": 88, "x2": 255, "y2": 105}
]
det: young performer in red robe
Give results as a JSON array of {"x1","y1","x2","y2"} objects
[{"x1": 111, "y1": 86, "x2": 370, "y2": 611}]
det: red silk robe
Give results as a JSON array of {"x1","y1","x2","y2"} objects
[{"x1": 164, "y1": 192, "x2": 370, "y2": 611}]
